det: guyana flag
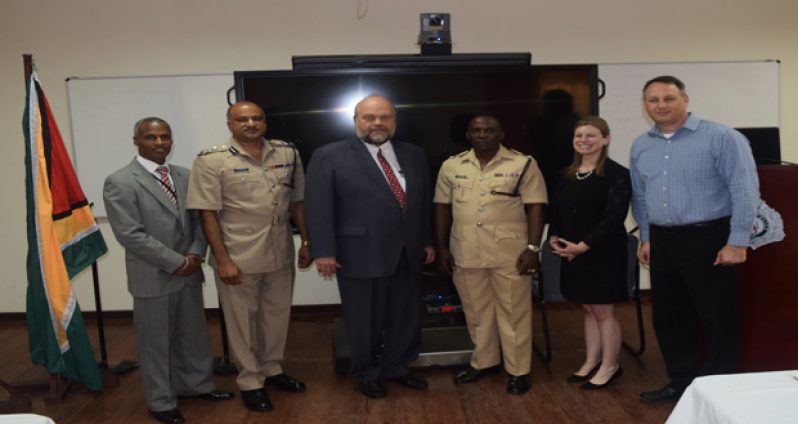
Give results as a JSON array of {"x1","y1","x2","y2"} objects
[{"x1": 23, "y1": 70, "x2": 107, "y2": 391}]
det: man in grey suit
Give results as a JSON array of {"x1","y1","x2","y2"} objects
[
  {"x1": 103, "y1": 117, "x2": 233, "y2": 424},
  {"x1": 305, "y1": 95, "x2": 435, "y2": 399}
]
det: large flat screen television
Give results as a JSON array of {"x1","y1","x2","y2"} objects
[
  {"x1": 235, "y1": 65, "x2": 598, "y2": 321},
  {"x1": 234, "y1": 65, "x2": 599, "y2": 198}
]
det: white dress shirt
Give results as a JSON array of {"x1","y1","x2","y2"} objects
[
  {"x1": 360, "y1": 140, "x2": 406, "y2": 190},
  {"x1": 136, "y1": 156, "x2": 174, "y2": 187}
]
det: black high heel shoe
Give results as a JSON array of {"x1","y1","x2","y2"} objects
[
  {"x1": 565, "y1": 362, "x2": 601, "y2": 383},
  {"x1": 580, "y1": 366, "x2": 623, "y2": 390}
]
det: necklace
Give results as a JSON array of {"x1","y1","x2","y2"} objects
[{"x1": 575, "y1": 170, "x2": 593, "y2": 180}]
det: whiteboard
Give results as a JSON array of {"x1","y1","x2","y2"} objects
[
  {"x1": 66, "y1": 73, "x2": 234, "y2": 217},
  {"x1": 598, "y1": 60, "x2": 780, "y2": 167}
]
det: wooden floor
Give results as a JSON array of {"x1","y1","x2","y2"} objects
[{"x1": 1, "y1": 301, "x2": 675, "y2": 423}]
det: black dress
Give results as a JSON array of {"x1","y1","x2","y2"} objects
[{"x1": 549, "y1": 159, "x2": 632, "y2": 304}]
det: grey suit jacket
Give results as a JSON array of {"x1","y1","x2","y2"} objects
[
  {"x1": 305, "y1": 138, "x2": 432, "y2": 279},
  {"x1": 103, "y1": 159, "x2": 207, "y2": 298}
]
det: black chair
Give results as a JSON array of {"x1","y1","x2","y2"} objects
[{"x1": 531, "y1": 232, "x2": 646, "y2": 362}]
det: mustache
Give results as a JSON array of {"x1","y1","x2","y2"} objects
[
  {"x1": 356, "y1": 127, "x2": 395, "y2": 144},
  {"x1": 362, "y1": 134, "x2": 389, "y2": 145}
]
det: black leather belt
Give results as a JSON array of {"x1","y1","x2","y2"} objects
[{"x1": 651, "y1": 216, "x2": 730, "y2": 233}]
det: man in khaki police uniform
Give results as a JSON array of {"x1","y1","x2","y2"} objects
[
  {"x1": 434, "y1": 114, "x2": 546, "y2": 395},
  {"x1": 186, "y1": 101, "x2": 311, "y2": 413}
]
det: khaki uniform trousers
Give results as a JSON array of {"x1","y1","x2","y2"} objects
[
  {"x1": 453, "y1": 266, "x2": 532, "y2": 376},
  {"x1": 215, "y1": 267, "x2": 294, "y2": 390}
]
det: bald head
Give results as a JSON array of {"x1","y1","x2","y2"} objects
[
  {"x1": 227, "y1": 101, "x2": 267, "y2": 143},
  {"x1": 227, "y1": 101, "x2": 264, "y2": 120},
  {"x1": 354, "y1": 95, "x2": 396, "y2": 119}
]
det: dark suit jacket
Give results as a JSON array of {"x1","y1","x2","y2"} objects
[
  {"x1": 305, "y1": 138, "x2": 432, "y2": 279},
  {"x1": 103, "y1": 159, "x2": 207, "y2": 298}
]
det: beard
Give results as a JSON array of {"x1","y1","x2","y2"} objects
[{"x1": 357, "y1": 127, "x2": 394, "y2": 145}]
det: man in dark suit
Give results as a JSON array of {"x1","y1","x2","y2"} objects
[
  {"x1": 104, "y1": 117, "x2": 233, "y2": 424},
  {"x1": 305, "y1": 95, "x2": 435, "y2": 399}
]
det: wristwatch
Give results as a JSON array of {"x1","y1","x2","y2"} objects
[
  {"x1": 527, "y1": 244, "x2": 541, "y2": 253},
  {"x1": 302, "y1": 240, "x2": 310, "y2": 247}
]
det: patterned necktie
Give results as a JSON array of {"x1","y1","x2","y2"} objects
[
  {"x1": 376, "y1": 148, "x2": 405, "y2": 208},
  {"x1": 155, "y1": 166, "x2": 178, "y2": 206}
]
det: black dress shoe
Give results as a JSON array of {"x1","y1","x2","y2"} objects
[
  {"x1": 149, "y1": 408, "x2": 184, "y2": 424},
  {"x1": 640, "y1": 385, "x2": 684, "y2": 403},
  {"x1": 179, "y1": 389, "x2": 235, "y2": 401},
  {"x1": 581, "y1": 367, "x2": 623, "y2": 390},
  {"x1": 360, "y1": 380, "x2": 386, "y2": 399},
  {"x1": 241, "y1": 388, "x2": 273, "y2": 412},
  {"x1": 454, "y1": 365, "x2": 500, "y2": 384},
  {"x1": 566, "y1": 362, "x2": 602, "y2": 383},
  {"x1": 507, "y1": 374, "x2": 531, "y2": 395},
  {"x1": 265, "y1": 373, "x2": 307, "y2": 392},
  {"x1": 389, "y1": 373, "x2": 428, "y2": 389}
]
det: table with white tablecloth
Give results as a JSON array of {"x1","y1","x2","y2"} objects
[
  {"x1": 0, "y1": 414, "x2": 55, "y2": 424},
  {"x1": 666, "y1": 370, "x2": 798, "y2": 424}
]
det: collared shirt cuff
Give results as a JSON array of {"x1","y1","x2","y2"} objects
[
  {"x1": 727, "y1": 230, "x2": 751, "y2": 247},
  {"x1": 639, "y1": 226, "x2": 650, "y2": 242}
]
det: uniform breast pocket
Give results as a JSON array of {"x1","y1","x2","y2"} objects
[
  {"x1": 489, "y1": 177, "x2": 516, "y2": 195},
  {"x1": 276, "y1": 171, "x2": 294, "y2": 188},
  {"x1": 454, "y1": 179, "x2": 475, "y2": 203},
  {"x1": 223, "y1": 174, "x2": 260, "y2": 199}
]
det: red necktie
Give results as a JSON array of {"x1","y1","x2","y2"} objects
[
  {"x1": 156, "y1": 166, "x2": 178, "y2": 206},
  {"x1": 376, "y1": 148, "x2": 405, "y2": 208}
]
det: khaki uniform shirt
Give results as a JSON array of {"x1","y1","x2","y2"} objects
[
  {"x1": 186, "y1": 138, "x2": 304, "y2": 273},
  {"x1": 434, "y1": 145, "x2": 547, "y2": 268}
]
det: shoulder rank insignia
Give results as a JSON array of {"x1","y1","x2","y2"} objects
[
  {"x1": 269, "y1": 139, "x2": 296, "y2": 148},
  {"x1": 198, "y1": 144, "x2": 236, "y2": 156}
]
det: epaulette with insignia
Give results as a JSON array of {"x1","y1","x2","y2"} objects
[
  {"x1": 198, "y1": 144, "x2": 235, "y2": 156},
  {"x1": 269, "y1": 139, "x2": 296, "y2": 148}
]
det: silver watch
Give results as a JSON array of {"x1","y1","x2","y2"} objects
[{"x1": 527, "y1": 244, "x2": 541, "y2": 253}]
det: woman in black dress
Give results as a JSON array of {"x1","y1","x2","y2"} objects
[{"x1": 548, "y1": 116, "x2": 631, "y2": 389}]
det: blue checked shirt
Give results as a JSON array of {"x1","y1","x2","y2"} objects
[{"x1": 630, "y1": 113, "x2": 759, "y2": 246}]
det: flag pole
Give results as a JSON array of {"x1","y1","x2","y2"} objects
[
  {"x1": 1, "y1": 54, "x2": 70, "y2": 414},
  {"x1": 23, "y1": 54, "x2": 33, "y2": 86},
  {"x1": 93, "y1": 260, "x2": 138, "y2": 384},
  {"x1": 24, "y1": 56, "x2": 135, "y2": 389}
]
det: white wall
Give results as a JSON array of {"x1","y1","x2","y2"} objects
[{"x1": 2, "y1": 0, "x2": 796, "y2": 312}]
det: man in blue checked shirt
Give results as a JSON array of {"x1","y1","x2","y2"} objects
[{"x1": 630, "y1": 76, "x2": 759, "y2": 404}]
